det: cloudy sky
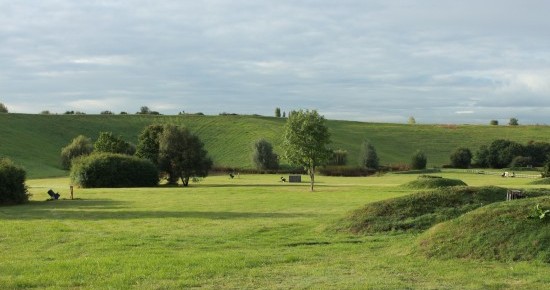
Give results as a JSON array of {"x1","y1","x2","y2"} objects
[{"x1": 1, "y1": 1, "x2": 550, "y2": 123}]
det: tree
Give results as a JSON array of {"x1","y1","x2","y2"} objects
[
  {"x1": 450, "y1": 147, "x2": 472, "y2": 168},
  {"x1": 282, "y1": 109, "x2": 332, "y2": 191},
  {"x1": 0, "y1": 102, "x2": 8, "y2": 113},
  {"x1": 486, "y1": 139, "x2": 524, "y2": 168},
  {"x1": 360, "y1": 141, "x2": 379, "y2": 169},
  {"x1": 158, "y1": 125, "x2": 213, "y2": 186},
  {"x1": 408, "y1": 116, "x2": 416, "y2": 124},
  {"x1": 137, "y1": 106, "x2": 151, "y2": 114},
  {"x1": 490, "y1": 120, "x2": 499, "y2": 126},
  {"x1": 60, "y1": 135, "x2": 94, "y2": 170},
  {"x1": 328, "y1": 149, "x2": 348, "y2": 166},
  {"x1": 474, "y1": 145, "x2": 490, "y2": 167},
  {"x1": 252, "y1": 139, "x2": 279, "y2": 170},
  {"x1": 94, "y1": 132, "x2": 135, "y2": 155},
  {"x1": 136, "y1": 125, "x2": 165, "y2": 165},
  {"x1": 282, "y1": 111, "x2": 286, "y2": 118},
  {"x1": 411, "y1": 150, "x2": 427, "y2": 170},
  {"x1": 275, "y1": 107, "x2": 281, "y2": 118},
  {"x1": 509, "y1": 118, "x2": 519, "y2": 126}
]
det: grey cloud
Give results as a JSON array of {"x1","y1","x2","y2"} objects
[{"x1": 1, "y1": 1, "x2": 550, "y2": 123}]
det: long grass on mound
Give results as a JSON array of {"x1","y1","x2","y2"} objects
[
  {"x1": 403, "y1": 175, "x2": 467, "y2": 189},
  {"x1": 529, "y1": 177, "x2": 550, "y2": 185},
  {"x1": 338, "y1": 186, "x2": 509, "y2": 234},
  {"x1": 417, "y1": 196, "x2": 550, "y2": 263}
]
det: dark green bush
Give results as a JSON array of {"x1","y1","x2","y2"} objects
[
  {"x1": 70, "y1": 153, "x2": 159, "y2": 188},
  {"x1": 411, "y1": 150, "x2": 427, "y2": 170},
  {"x1": 0, "y1": 158, "x2": 29, "y2": 205}
]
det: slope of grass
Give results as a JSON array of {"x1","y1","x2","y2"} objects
[
  {"x1": 417, "y1": 196, "x2": 550, "y2": 263},
  {"x1": 2, "y1": 174, "x2": 550, "y2": 288},
  {"x1": 402, "y1": 175, "x2": 467, "y2": 189},
  {"x1": 338, "y1": 186, "x2": 510, "y2": 233},
  {"x1": 3, "y1": 113, "x2": 550, "y2": 178}
]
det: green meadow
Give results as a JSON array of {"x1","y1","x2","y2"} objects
[{"x1": 2, "y1": 172, "x2": 550, "y2": 289}]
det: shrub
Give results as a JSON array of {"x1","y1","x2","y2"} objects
[
  {"x1": 489, "y1": 120, "x2": 499, "y2": 125},
  {"x1": 509, "y1": 117, "x2": 519, "y2": 126},
  {"x1": 252, "y1": 139, "x2": 279, "y2": 170},
  {"x1": 411, "y1": 150, "x2": 427, "y2": 170},
  {"x1": 328, "y1": 149, "x2": 348, "y2": 166},
  {"x1": 360, "y1": 141, "x2": 379, "y2": 169},
  {"x1": 60, "y1": 135, "x2": 94, "y2": 170},
  {"x1": 509, "y1": 156, "x2": 533, "y2": 169},
  {"x1": 70, "y1": 153, "x2": 159, "y2": 188},
  {"x1": 0, "y1": 158, "x2": 29, "y2": 205},
  {"x1": 449, "y1": 147, "x2": 472, "y2": 168}
]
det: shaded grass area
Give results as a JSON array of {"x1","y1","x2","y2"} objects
[
  {"x1": 417, "y1": 196, "x2": 550, "y2": 263},
  {"x1": 2, "y1": 174, "x2": 550, "y2": 288}
]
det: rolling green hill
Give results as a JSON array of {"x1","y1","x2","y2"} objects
[{"x1": 1, "y1": 113, "x2": 550, "y2": 178}]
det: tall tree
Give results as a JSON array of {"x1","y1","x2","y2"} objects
[
  {"x1": 275, "y1": 107, "x2": 281, "y2": 118},
  {"x1": 0, "y1": 102, "x2": 8, "y2": 113},
  {"x1": 135, "y1": 125, "x2": 165, "y2": 165},
  {"x1": 282, "y1": 109, "x2": 331, "y2": 191},
  {"x1": 158, "y1": 125, "x2": 213, "y2": 186},
  {"x1": 361, "y1": 141, "x2": 379, "y2": 169}
]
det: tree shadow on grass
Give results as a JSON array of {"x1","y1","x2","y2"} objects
[{"x1": 0, "y1": 207, "x2": 314, "y2": 221}]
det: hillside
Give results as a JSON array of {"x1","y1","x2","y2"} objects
[{"x1": 2, "y1": 113, "x2": 550, "y2": 178}]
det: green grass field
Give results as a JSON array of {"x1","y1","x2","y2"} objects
[
  {"x1": 2, "y1": 173, "x2": 550, "y2": 289},
  {"x1": 2, "y1": 113, "x2": 550, "y2": 178}
]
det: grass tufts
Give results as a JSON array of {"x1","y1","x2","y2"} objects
[
  {"x1": 417, "y1": 196, "x2": 550, "y2": 263},
  {"x1": 337, "y1": 186, "x2": 510, "y2": 234},
  {"x1": 402, "y1": 175, "x2": 467, "y2": 189},
  {"x1": 529, "y1": 177, "x2": 550, "y2": 185}
]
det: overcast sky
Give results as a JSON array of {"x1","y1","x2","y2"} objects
[{"x1": 1, "y1": 1, "x2": 550, "y2": 124}]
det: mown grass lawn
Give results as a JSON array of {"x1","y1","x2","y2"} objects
[{"x1": 1, "y1": 173, "x2": 549, "y2": 289}]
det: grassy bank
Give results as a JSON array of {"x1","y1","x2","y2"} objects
[{"x1": 2, "y1": 114, "x2": 550, "y2": 178}]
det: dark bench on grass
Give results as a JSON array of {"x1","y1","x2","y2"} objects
[{"x1": 47, "y1": 189, "x2": 60, "y2": 200}]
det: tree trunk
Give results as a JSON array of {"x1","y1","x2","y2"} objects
[
  {"x1": 182, "y1": 176, "x2": 190, "y2": 187},
  {"x1": 309, "y1": 166, "x2": 315, "y2": 191}
]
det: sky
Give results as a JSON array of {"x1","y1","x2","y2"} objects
[{"x1": 1, "y1": 0, "x2": 550, "y2": 124}]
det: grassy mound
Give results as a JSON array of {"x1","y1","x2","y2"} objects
[
  {"x1": 339, "y1": 186, "x2": 507, "y2": 234},
  {"x1": 403, "y1": 175, "x2": 467, "y2": 189},
  {"x1": 529, "y1": 178, "x2": 550, "y2": 185},
  {"x1": 417, "y1": 196, "x2": 550, "y2": 263}
]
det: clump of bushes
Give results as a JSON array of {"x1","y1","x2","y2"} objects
[
  {"x1": 70, "y1": 153, "x2": 159, "y2": 188},
  {"x1": 403, "y1": 175, "x2": 467, "y2": 189},
  {"x1": 0, "y1": 158, "x2": 29, "y2": 205}
]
